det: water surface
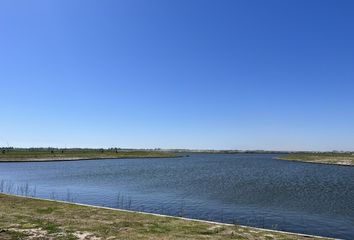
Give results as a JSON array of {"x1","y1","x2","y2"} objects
[{"x1": 0, "y1": 154, "x2": 353, "y2": 239}]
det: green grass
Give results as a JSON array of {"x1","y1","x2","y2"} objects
[
  {"x1": 0, "y1": 194, "x2": 327, "y2": 240},
  {"x1": 277, "y1": 153, "x2": 354, "y2": 166},
  {"x1": 0, "y1": 148, "x2": 177, "y2": 162}
]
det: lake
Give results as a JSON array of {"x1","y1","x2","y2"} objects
[{"x1": 0, "y1": 154, "x2": 353, "y2": 239}]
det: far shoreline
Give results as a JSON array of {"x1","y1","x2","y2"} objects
[
  {"x1": 0, "y1": 155, "x2": 184, "y2": 163},
  {"x1": 276, "y1": 153, "x2": 354, "y2": 167},
  {"x1": 0, "y1": 149, "x2": 181, "y2": 163}
]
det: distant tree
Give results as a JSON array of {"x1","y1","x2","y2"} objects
[
  {"x1": 51, "y1": 150, "x2": 54, "y2": 154},
  {"x1": 1, "y1": 150, "x2": 5, "y2": 154}
]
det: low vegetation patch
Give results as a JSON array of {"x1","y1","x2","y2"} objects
[{"x1": 0, "y1": 194, "x2": 328, "y2": 240}]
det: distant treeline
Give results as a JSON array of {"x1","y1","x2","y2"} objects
[
  {"x1": 1, "y1": 147, "x2": 353, "y2": 155},
  {"x1": 168, "y1": 149, "x2": 354, "y2": 154}
]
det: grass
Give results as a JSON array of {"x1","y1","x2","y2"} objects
[
  {"x1": 277, "y1": 152, "x2": 354, "y2": 166},
  {"x1": 0, "y1": 194, "x2": 328, "y2": 240},
  {"x1": 0, "y1": 148, "x2": 177, "y2": 162}
]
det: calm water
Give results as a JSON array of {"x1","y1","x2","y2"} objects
[{"x1": 0, "y1": 154, "x2": 353, "y2": 239}]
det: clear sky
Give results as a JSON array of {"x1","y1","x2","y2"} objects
[{"x1": 1, "y1": 0, "x2": 353, "y2": 151}]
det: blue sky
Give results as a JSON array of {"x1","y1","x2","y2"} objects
[{"x1": 1, "y1": 0, "x2": 353, "y2": 151}]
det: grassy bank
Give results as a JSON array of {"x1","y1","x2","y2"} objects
[
  {"x1": 0, "y1": 194, "x2": 328, "y2": 240},
  {"x1": 0, "y1": 148, "x2": 177, "y2": 162},
  {"x1": 277, "y1": 153, "x2": 354, "y2": 166}
]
